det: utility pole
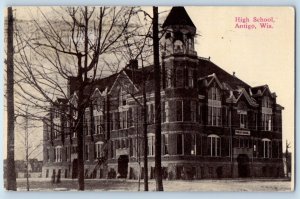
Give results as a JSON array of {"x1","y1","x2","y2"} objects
[
  {"x1": 153, "y1": 6, "x2": 163, "y2": 191},
  {"x1": 6, "y1": 6, "x2": 17, "y2": 191}
]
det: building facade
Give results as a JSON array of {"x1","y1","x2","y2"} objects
[{"x1": 42, "y1": 7, "x2": 284, "y2": 180}]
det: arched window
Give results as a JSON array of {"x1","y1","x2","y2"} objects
[
  {"x1": 208, "y1": 86, "x2": 222, "y2": 126},
  {"x1": 262, "y1": 138, "x2": 271, "y2": 158},
  {"x1": 208, "y1": 134, "x2": 221, "y2": 157},
  {"x1": 174, "y1": 40, "x2": 184, "y2": 53}
]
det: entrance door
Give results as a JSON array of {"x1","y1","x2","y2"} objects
[
  {"x1": 72, "y1": 159, "x2": 78, "y2": 179},
  {"x1": 117, "y1": 155, "x2": 129, "y2": 178},
  {"x1": 237, "y1": 154, "x2": 250, "y2": 178}
]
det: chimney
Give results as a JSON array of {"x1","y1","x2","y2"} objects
[
  {"x1": 129, "y1": 59, "x2": 138, "y2": 70},
  {"x1": 233, "y1": 72, "x2": 236, "y2": 77}
]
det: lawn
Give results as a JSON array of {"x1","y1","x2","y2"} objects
[{"x1": 12, "y1": 178, "x2": 292, "y2": 192}]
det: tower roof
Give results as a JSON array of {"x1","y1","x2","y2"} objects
[{"x1": 162, "y1": 7, "x2": 196, "y2": 28}]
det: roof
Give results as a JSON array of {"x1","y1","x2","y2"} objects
[
  {"x1": 162, "y1": 7, "x2": 196, "y2": 28},
  {"x1": 68, "y1": 74, "x2": 118, "y2": 96},
  {"x1": 198, "y1": 58, "x2": 251, "y2": 90}
]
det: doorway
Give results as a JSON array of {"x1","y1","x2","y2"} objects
[
  {"x1": 117, "y1": 155, "x2": 129, "y2": 178},
  {"x1": 237, "y1": 154, "x2": 250, "y2": 178},
  {"x1": 72, "y1": 159, "x2": 78, "y2": 179}
]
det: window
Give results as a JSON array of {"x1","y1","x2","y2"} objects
[
  {"x1": 94, "y1": 115, "x2": 101, "y2": 134},
  {"x1": 262, "y1": 96, "x2": 272, "y2": 108},
  {"x1": 127, "y1": 108, "x2": 133, "y2": 127},
  {"x1": 208, "y1": 86, "x2": 222, "y2": 126},
  {"x1": 166, "y1": 69, "x2": 172, "y2": 88},
  {"x1": 113, "y1": 112, "x2": 120, "y2": 130},
  {"x1": 162, "y1": 101, "x2": 169, "y2": 122},
  {"x1": 161, "y1": 101, "x2": 166, "y2": 123},
  {"x1": 177, "y1": 134, "x2": 184, "y2": 155},
  {"x1": 162, "y1": 134, "x2": 169, "y2": 155},
  {"x1": 262, "y1": 138, "x2": 271, "y2": 158},
  {"x1": 119, "y1": 88, "x2": 125, "y2": 107},
  {"x1": 148, "y1": 104, "x2": 155, "y2": 124},
  {"x1": 95, "y1": 142, "x2": 103, "y2": 159},
  {"x1": 120, "y1": 111, "x2": 127, "y2": 129},
  {"x1": 176, "y1": 101, "x2": 183, "y2": 121},
  {"x1": 54, "y1": 109, "x2": 60, "y2": 118},
  {"x1": 85, "y1": 144, "x2": 89, "y2": 161},
  {"x1": 148, "y1": 136, "x2": 155, "y2": 156},
  {"x1": 55, "y1": 146, "x2": 62, "y2": 162},
  {"x1": 253, "y1": 112, "x2": 258, "y2": 130},
  {"x1": 175, "y1": 68, "x2": 184, "y2": 87},
  {"x1": 239, "y1": 111, "x2": 248, "y2": 129},
  {"x1": 238, "y1": 138, "x2": 249, "y2": 148},
  {"x1": 198, "y1": 103, "x2": 202, "y2": 123},
  {"x1": 191, "y1": 101, "x2": 196, "y2": 122},
  {"x1": 110, "y1": 140, "x2": 115, "y2": 158},
  {"x1": 191, "y1": 134, "x2": 197, "y2": 155},
  {"x1": 262, "y1": 96, "x2": 273, "y2": 131},
  {"x1": 54, "y1": 124, "x2": 60, "y2": 139},
  {"x1": 46, "y1": 148, "x2": 50, "y2": 162},
  {"x1": 109, "y1": 113, "x2": 114, "y2": 131},
  {"x1": 65, "y1": 146, "x2": 68, "y2": 162},
  {"x1": 262, "y1": 113, "x2": 272, "y2": 131},
  {"x1": 83, "y1": 116, "x2": 91, "y2": 136},
  {"x1": 129, "y1": 139, "x2": 133, "y2": 157},
  {"x1": 188, "y1": 69, "x2": 194, "y2": 87},
  {"x1": 174, "y1": 40, "x2": 184, "y2": 53},
  {"x1": 208, "y1": 135, "x2": 221, "y2": 157}
]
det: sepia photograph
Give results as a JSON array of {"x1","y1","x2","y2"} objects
[{"x1": 3, "y1": 6, "x2": 295, "y2": 192}]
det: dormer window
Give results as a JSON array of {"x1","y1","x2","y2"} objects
[
  {"x1": 262, "y1": 96, "x2": 272, "y2": 108},
  {"x1": 261, "y1": 96, "x2": 273, "y2": 131}
]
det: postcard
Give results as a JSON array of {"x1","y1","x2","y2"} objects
[{"x1": 3, "y1": 6, "x2": 294, "y2": 191}]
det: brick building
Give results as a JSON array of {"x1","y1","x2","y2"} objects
[{"x1": 42, "y1": 7, "x2": 284, "y2": 180}]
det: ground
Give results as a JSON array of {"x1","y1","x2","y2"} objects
[{"x1": 11, "y1": 178, "x2": 292, "y2": 192}]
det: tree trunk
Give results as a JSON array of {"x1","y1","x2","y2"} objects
[
  {"x1": 77, "y1": 108, "x2": 85, "y2": 190},
  {"x1": 6, "y1": 6, "x2": 17, "y2": 191},
  {"x1": 153, "y1": 6, "x2": 163, "y2": 191},
  {"x1": 143, "y1": 87, "x2": 148, "y2": 191},
  {"x1": 142, "y1": 62, "x2": 149, "y2": 191},
  {"x1": 77, "y1": 72, "x2": 85, "y2": 190},
  {"x1": 25, "y1": 111, "x2": 29, "y2": 191}
]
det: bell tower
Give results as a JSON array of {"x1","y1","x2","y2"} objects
[
  {"x1": 162, "y1": 6, "x2": 197, "y2": 57},
  {"x1": 161, "y1": 7, "x2": 198, "y2": 89}
]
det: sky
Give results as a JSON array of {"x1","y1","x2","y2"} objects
[{"x1": 3, "y1": 6, "x2": 295, "y2": 161}]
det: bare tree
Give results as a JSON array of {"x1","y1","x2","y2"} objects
[
  {"x1": 15, "y1": 106, "x2": 43, "y2": 191},
  {"x1": 13, "y1": 6, "x2": 137, "y2": 190}
]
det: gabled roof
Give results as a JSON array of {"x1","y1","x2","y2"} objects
[
  {"x1": 56, "y1": 98, "x2": 68, "y2": 105},
  {"x1": 198, "y1": 58, "x2": 251, "y2": 90},
  {"x1": 68, "y1": 73, "x2": 118, "y2": 97},
  {"x1": 251, "y1": 84, "x2": 276, "y2": 98},
  {"x1": 162, "y1": 7, "x2": 196, "y2": 28}
]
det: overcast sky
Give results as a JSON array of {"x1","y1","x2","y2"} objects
[{"x1": 3, "y1": 6, "x2": 294, "y2": 160}]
